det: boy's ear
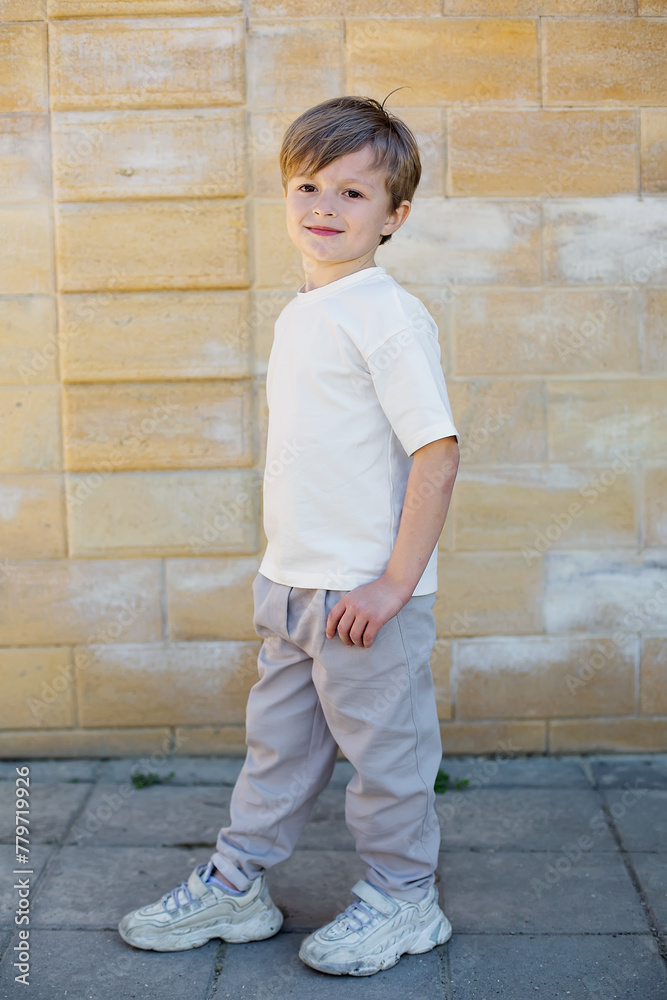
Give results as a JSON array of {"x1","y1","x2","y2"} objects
[{"x1": 381, "y1": 199, "x2": 411, "y2": 238}]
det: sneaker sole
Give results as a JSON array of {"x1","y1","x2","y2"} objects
[
  {"x1": 298, "y1": 912, "x2": 453, "y2": 976},
  {"x1": 118, "y1": 902, "x2": 284, "y2": 952}
]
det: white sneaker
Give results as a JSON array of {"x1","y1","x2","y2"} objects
[
  {"x1": 118, "y1": 862, "x2": 283, "y2": 952},
  {"x1": 298, "y1": 878, "x2": 452, "y2": 976}
]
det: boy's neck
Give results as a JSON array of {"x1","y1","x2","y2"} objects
[{"x1": 300, "y1": 256, "x2": 379, "y2": 293}]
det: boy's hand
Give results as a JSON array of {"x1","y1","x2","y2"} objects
[{"x1": 325, "y1": 575, "x2": 411, "y2": 648}]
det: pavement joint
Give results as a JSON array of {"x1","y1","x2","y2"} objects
[
  {"x1": 601, "y1": 794, "x2": 667, "y2": 965},
  {"x1": 436, "y1": 939, "x2": 454, "y2": 1000},
  {"x1": 204, "y1": 941, "x2": 229, "y2": 1000},
  {"x1": 587, "y1": 760, "x2": 667, "y2": 962}
]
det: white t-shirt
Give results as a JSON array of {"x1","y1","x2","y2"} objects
[{"x1": 257, "y1": 264, "x2": 459, "y2": 597}]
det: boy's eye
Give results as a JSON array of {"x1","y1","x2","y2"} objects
[{"x1": 296, "y1": 184, "x2": 362, "y2": 198}]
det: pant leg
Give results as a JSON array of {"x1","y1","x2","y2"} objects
[
  {"x1": 292, "y1": 586, "x2": 442, "y2": 904},
  {"x1": 211, "y1": 573, "x2": 339, "y2": 891}
]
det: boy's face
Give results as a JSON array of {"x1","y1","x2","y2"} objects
[{"x1": 283, "y1": 145, "x2": 411, "y2": 272}]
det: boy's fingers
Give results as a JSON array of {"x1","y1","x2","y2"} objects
[
  {"x1": 338, "y1": 608, "x2": 361, "y2": 646},
  {"x1": 325, "y1": 602, "x2": 347, "y2": 638},
  {"x1": 349, "y1": 616, "x2": 377, "y2": 648}
]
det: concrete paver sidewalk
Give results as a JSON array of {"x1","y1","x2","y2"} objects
[{"x1": 1, "y1": 753, "x2": 666, "y2": 999}]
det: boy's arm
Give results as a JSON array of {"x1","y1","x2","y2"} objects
[
  {"x1": 326, "y1": 435, "x2": 459, "y2": 648},
  {"x1": 383, "y1": 434, "x2": 459, "y2": 599}
]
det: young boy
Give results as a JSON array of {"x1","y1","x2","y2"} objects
[{"x1": 119, "y1": 93, "x2": 460, "y2": 978}]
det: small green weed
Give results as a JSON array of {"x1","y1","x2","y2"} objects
[
  {"x1": 131, "y1": 770, "x2": 175, "y2": 789},
  {"x1": 434, "y1": 769, "x2": 469, "y2": 793}
]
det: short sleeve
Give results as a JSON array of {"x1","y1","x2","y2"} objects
[{"x1": 367, "y1": 325, "x2": 459, "y2": 457}]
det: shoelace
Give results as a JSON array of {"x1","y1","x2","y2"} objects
[
  {"x1": 161, "y1": 880, "x2": 196, "y2": 913},
  {"x1": 161, "y1": 865, "x2": 206, "y2": 913},
  {"x1": 333, "y1": 898, "x2": 380, "y2": 932}
]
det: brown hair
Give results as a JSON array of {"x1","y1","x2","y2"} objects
[{"x1": 279, "y1": 91, "x2": 421, "y2": 247}]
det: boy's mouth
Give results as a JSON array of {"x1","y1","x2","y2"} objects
[{"x1": 307, "y1": 226, "x2": 343, "y2": 236}]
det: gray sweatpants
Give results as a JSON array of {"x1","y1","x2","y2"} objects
[{"x1": 210, "y1": 571, "x2": 442, "y2": 904}]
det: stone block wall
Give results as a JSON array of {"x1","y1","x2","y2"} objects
[{"x1": 1, "y1": 0, "x2": 666, "y2": 756}]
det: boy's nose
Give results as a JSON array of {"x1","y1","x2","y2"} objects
[{"x1": 312, "y1": 194, "x2": 336, "y2": 215}]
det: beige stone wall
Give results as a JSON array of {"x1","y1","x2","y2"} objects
[{"x1": 1, "y1": 1, "x2": 666, "y2": 758}]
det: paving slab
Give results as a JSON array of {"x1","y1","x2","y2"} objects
[
  {"x1": 436, "y1": 787, "x2": 617, "y2": 852},
  {"x1": 324, "y1": 760, "x2": 357, "y2": 790},
  {"x1": 30, "y1": 846, "x2": 212, "y2": 930},
  {"x1": 68, "y1": 782, "x2": 358, "y2": 852},
  {"x1": 65, "y1": 784, "x2": 232, "y2": 847},
  {"x1": 629, "y1": 853, "x2": 667, "y2": 937},
  {"x1": 0, "y1": 760, "x2": 100, "y2": 783},
  {"x1": 216, "y1": 930, "x2": 447, "y2": 999},
  {"x1": 293, "y1": 789, "x2": 355, "y2": 851},
  {"x1": 0, "y1": 845, "x2": 54, "y2": 930},
  {"x1": 602, "y1": 789, "x2": 667, "y2": 852},
  {"x1": 589, "y1": 754, "x2": 667, "y2": 790},
  {"x1": 448, "y1": 932, "x2": 667, "y2": 1000},
  {"x1": 1, "y1": 753, "x2": 666, "y2": 998},
  {"x1": 0, "y1": 930, "x2": 218, "y2": 1000},
  {"x1": 438, "y1": 851, "x2": 649, "y2": 934},
  {"x1": 263, "y1": 850, "x2": 370, "y2": 931},
  {"x1": 0, "y1": 783, "x2": 91, "y2": 844},
  {"x1": 439, "y1": 755, "x2": 591, "y2": 789},
  {"x1": 99, "y1": 756, "x2": 359, "y2": 791}
]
